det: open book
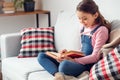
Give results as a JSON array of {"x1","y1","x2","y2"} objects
[{"x1": 46, "y1": 50, "x2": 85, "y2": 60}]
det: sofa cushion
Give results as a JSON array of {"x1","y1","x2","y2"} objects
[
  {"x1": 28, "y1": 71, "x2": 54, "y2": 80},
  {"x1": 54, "y1": 11, "x2": 83, "y2": 52},
  {"x1": 2, "y1": 57, "x2": 45, "y2": 80},
  {"x1": 18, "y1": 27, "x2": 56, "y2": 58}
]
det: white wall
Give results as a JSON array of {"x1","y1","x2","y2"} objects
[
  {"x1": 0, "y1": 0, "x2": 47, "y2": 35},
  {"x1": 0, "y1": 0, "x2": 120, "y2": 34},
  {"x1": 0, "y1": 15, "x2": 34, "y2": 34},
  {"x1": 0, "y1": 0, "x2": 47, "y2": 54},
  {"x1": 95, "y1": 0, "x2": 120, "y2": 21},
  {"x1": 41, "y1": 0, "x2": 120, "y2": 26},
  {"x1": 41, "y1": 0, "x2": 81, "y2": 26}
]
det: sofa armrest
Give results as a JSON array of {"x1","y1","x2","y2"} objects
[{"x1": 0, "y1": 33, "x2": 21, "y2": 60}]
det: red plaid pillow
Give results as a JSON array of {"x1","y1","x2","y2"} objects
[
  {"x1": 18, "y1": 27, "x2": 56, "y2": 58},
  {"x1": 89, "y1": 45, "x2": 120, "y2": 80}
]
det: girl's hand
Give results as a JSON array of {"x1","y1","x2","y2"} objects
[
  {"x1": 59, "y1": 49, "x2": 67, "y2": 54},
  {"x1": 56, "y1": 55, "x2": 64, "y2": 62},
  {"x1": 56, "y1": 49, "x2": 67, "y2": 62},
  {"x1": 57, "y1": 49, "x2": 75, "y2": 62}
]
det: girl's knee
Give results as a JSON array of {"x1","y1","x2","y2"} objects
[
  {"x1": 59, "y1": 60, "x2": 70, "y2": 72},
  {"x1": 37, "y1": 52, "x2": 46, "y2": 62}
]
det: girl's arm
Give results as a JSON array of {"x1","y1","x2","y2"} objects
[
  {"x1": 74, "y1": 27, "x2": 109, "y2": 65},
  {"x1": 102, "y1": 36, "x2": 120, "y2": 48}
]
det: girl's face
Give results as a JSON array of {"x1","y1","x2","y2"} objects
[{"x1": 77, "y1": 11, "x2": 98, "y2": 28}]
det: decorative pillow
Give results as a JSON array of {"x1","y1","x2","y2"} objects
[
  {"x1": 89, "y1": 45, "x2": 120, "y2": 80},
  {"x1": 111, "y1": 20, "x2": 120, "y2": 31},
  {"x1": 109, "y1": 29, "x2": 120, "y2": 42},
  {"x1": 18, "y1": 27, "x2": 56, "y2": 58}
]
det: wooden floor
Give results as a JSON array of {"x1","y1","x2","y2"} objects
[{"x1": 0, "y1": 72, "x2": 2, "y2": 80}]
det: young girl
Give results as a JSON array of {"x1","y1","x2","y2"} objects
[{"x1": 37, "y1": 0, "x2": 111, "y2": 79}]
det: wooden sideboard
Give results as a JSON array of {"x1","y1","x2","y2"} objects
[{"x1": 0, "y1": 10, "x2": 51, "y2": 28}]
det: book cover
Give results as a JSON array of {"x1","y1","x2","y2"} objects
[{"x1": 46, "y1": 50, "x2": 85, "y2": 60}]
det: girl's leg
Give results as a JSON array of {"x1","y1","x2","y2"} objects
[
  {"x1": 37, "y1": 52, "x2": 59, "y2": 75},
  {"x1": 59, "y1": 60, "x2": 93, "y2": 77}
]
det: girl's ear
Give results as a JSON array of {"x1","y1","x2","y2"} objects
[{"x1": 94, "y1": 12, "x2": 98, "y2": 19}]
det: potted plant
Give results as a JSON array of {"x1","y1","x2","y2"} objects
[
  {"x1": 13, "y1": 0, "x2": 35, "y2": 12},
  {"x1": 23, "y1": 0, "x2": 35, "y2": 12},
  {"x1": 13, "y1": 0, "x2": 23, "y2": 11}
]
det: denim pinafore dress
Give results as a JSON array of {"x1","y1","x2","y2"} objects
[{"x1": 81, "y1": 25, "x2": 101, "y2": 56}]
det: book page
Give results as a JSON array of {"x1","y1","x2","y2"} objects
[
  {"x1": 46, "y1": 52, "x2": 60, "y2": 60},
  {"x1": 46, "y1": 51, "x2": 84, "y2": 59}
]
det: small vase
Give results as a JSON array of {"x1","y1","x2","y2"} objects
[{"x1": 24, "y1": 1, "x2": 35, "y2": 12}]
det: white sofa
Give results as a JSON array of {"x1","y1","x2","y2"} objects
[
  {"x1": 0, "y1": 11, "x2": 83, "y2": 80},
  {"x1": 1, "y1": 11, "x2": 120, "y2": 80}
]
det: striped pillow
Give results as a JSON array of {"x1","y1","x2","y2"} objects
[
  {"x1": 18, "y1": 27, "x2": 56, "y2": 58},
  {"x1": 89, "y1": 45, "x2": 120, "y2": 80}
]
